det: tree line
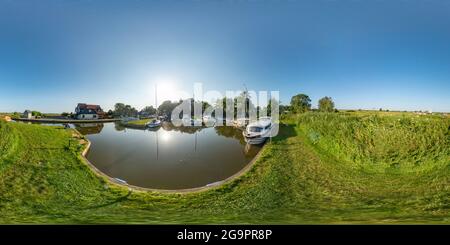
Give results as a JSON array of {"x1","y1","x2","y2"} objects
[
  {"x1": 289, "y1": 94, "x2": 335, "y2": 113},
  {"x1": 111, "y1": 93, "x2": 336, "y2": 118},
  {"x1": 111, "y1": 92, "x2": 278, "y2": 119}
]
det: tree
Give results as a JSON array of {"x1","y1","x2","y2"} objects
[
  {"x1": 228, "y1": 91, "x2": 257, "y2": 119},
  {"x1": 202, "y1": 101, "x2": 211, "y2": 114},
  {"x1": 260, "y1": 97, "x2": 279, "y2": 117},
  {"x1": 141, "y1": 106, "x2": 157, "y2": 115},
  {"x1": 32, "y1": 111, "x2": 42, "y2": 117},
  {"x1": 318, "y1": 96, "x2": 335, "y2": 112},
  {"x1": 215, "y1": 97, "x2": 234, "y2": 119},
  {"x1": 266, "y1": 97, "x2": 279, "y2": 117},
  {"x1": 113, "y1": 103, "x2": 138, "y2": 117},
  {"x1": 113, "y1": 103, "x2": 125, "y2": 117},
  {"x1": 158, "y1": 100, "x2": 180, "y2": 118},
  {"x1": 279, "y1": 105, "x2": 291, "y2": 114},
  {"x1": 290, "y1": 94, "x2": 311, "y2": 113}
]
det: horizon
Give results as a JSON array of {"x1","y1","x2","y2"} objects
[{"x1": 1, "y1": 1, "x2": 450, "y2": 113}]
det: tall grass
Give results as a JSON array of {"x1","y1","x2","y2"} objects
[
  {"x1": 1, "y1": 116, "x2": 448, "y2": 223},
  {"x1": 297, "y1": 112, "x2": 450, "y2": 170},
  {"x1": 0, "y1": 121, "x2": 18, "y2": 164}
]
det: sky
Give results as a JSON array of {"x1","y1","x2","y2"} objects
[{"x1": 0, "y1": 0, "x2": 450, "y2": 113}]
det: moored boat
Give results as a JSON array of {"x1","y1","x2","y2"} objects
[
  {"x1": 146, "y1": 119, "x2": 162, "y2": 128},
  {"x1": 242, "y1": 117, "x2": 273, "y2": 145}
]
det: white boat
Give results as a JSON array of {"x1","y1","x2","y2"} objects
[
  {"x1": 146, "y1": 119, "x2": 161, "y2": 128},
  {"x1": 243, "y1": 117, "x2": 273, "y2": 145}
]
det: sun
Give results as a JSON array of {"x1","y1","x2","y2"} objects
[{"x1": 152, "y1": 76, "x2": 179, "y2": 106}]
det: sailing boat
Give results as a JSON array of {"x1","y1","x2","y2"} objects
[
  {"x1": 146, "y1": 118, "x2": 161, "y2": 128},
  {"x1": 146, "y1": 84, "x2": 162, "y2": 128}
]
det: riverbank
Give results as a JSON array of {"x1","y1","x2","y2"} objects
[
  {"x1": 119, "y1": 119, "x2": 150, "y2": 129},
  {"x1": 75, "y1": 126, "x2": 266, "y2": 193},
  {"x1": 14, "y1": 118, "x2": 120, "y2": 123},
  {"x1": 0, "y1": 112, "x2": 448, "y2": 224}
]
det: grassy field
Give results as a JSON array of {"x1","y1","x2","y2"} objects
[
  {"x1": 126, "y1": 119, "x2": 151, "y2": 126},
  {"x1": 120, "y1": 119, "x2": 151, "y2": 129},
  {"x1": 0, "y1": 112, "x2": 448, "y2": 224}
]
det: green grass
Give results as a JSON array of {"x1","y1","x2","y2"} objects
[
  {"x1": 0, "y1": 112, "x2": 449, "y2": 224},
  {"x1": 126, "y1": 119, "x2": 151, "y2": 126},
  {"x1": 120, "y1": 119, "x2": 151, "y2": 129},
  {"x1": 297, "y1": 112, "x2": 449, "y2": 171}
]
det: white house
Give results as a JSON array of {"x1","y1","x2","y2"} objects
[
  {"x1": 23, "y1": 110, "x2": 33, "y2": 119},
  {"x1": 75, "y1": 103, "x2": 104, "y2": 120}
]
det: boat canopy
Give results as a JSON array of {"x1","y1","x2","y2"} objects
[{"x1": 246, "y1": 117, "x2": 272, "y2": 129}]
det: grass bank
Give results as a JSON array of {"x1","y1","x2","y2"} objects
[
  {"x1": 120, "y1": 119, "x2": 150, "y2": 129},
  {"x1": 0, "y1": 112, "x2": 448, "y2": 224}
]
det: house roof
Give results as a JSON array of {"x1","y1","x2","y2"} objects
[{"x1": 77, "y1": 103, "x2": 102, "y2": 110}]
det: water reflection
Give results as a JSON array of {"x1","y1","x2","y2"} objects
[
  {"x1": 22, "y1": 121, "x2": 261, "y2": 189},
  {"x1": 215, "y1": 126, "x2": 246, "y2": 144},
  {"x1": 114, "y1": 122, "x2": 126, "y2": 132},
  {"x1": 74, "y1": 123, "x2": 104, "y2": 135},
  {"x1": 158, "y1": 130, "x2": 172, "y2": 142},
  {"x1": 161, "y1": 122, "x2": 205, "y2": 134},
  {"x1": 82, "y1": 122, "x2": 261, "y2": 189}
]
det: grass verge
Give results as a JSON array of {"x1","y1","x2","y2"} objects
[{"x1": 0, "y1": 112, "x2": 448, "y2": 224}]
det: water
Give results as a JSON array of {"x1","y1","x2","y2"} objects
[{"x1": 77, "y1": 122, "x2": 261, "y2": 189}]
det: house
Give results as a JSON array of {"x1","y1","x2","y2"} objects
[
  {"x1": 23, "y1": 110, "x2": 33, "y2": 119},
  {"x1": 75, "y1": 103, "x2": 105, "y2": 120}
]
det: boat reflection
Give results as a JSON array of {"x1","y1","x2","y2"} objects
[
  {"x1": 82, "y1": 122, "x2": 262, "y2": 189},
  {"x1": 74, "y1": 123, "x2": 104, "y2": 135},
  {"x1": 244, "y1": 143, "x2": 261, "y2": 157},
  {"x1": 215, "y1": 126, "x2": 246, "y2": 144}
]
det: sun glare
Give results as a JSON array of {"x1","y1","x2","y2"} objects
[
  {"x1": 159, "y1": 130, "x2": 171, "y2": 142},
  {"x1": 152, "y1": 77, "x2": 179, "y2": 106}
]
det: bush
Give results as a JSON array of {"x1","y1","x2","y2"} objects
[{"x1": 297, "y1": 112, "x2": 450, "y2": 169}]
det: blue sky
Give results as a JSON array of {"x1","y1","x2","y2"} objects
[{"x1": 0, "y1": 0, "x2": 449, "y2": 112}]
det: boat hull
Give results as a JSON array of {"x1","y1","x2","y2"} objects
[
  {"x1": 243, "y1": 130, "x2": 269, "y2": 145},
  {"x1": 146, "y1": 120, "x2": 162, "y2": 128},
  {"x1": 244, "y1": 136, "x2": 267, "y2": 145}
]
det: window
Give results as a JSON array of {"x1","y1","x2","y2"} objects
[{"x1": 249, "y1": 127, "x2": 263, "y2": 133}]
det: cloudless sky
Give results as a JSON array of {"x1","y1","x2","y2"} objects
[{"x1": 0, "y1": 0, "x2": 449, "y2": 112}]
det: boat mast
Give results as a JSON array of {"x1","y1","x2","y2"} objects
[
  {"x1": 243, "y1": 83, "x2": 249, "y2": 124},
  {"x1": 193, "y1": 89, "x2": 198, "y2": 152},
  {"x1": 155, "y1": 84, "x2": 158, "y2": 114},
  {"x1": 155, "y1": 83, "x2": 159, "y2": 159},
  {"x1": 156, "y1": 129, "x2": 159, "y2": 160}
]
